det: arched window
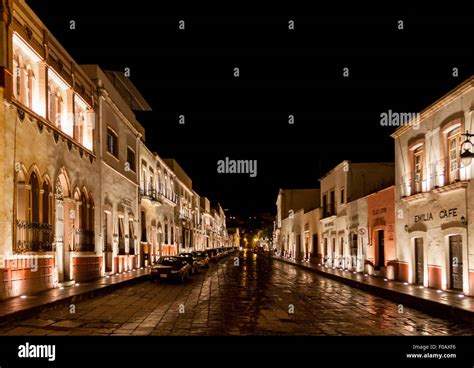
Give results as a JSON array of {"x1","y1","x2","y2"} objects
[
  {"x1": 56, "y1": 92, "x2": 63, "y2": 128},
  {"x1": 48, "y1": 83, "x2": 55, "y2": 123},
  {"x1": 13, "y1": 54, "x2": 21, "y2": 99},
  {"x1": 88, "y1": 194, "x2": 94, "y2": 232},
  {"x1": 81, "y1": 191, "x2": 87, "y2": 230},
  {"x1": 29, "y1": 172, "x2": 40, "y2": 224},
  {"x1": 42, "y1": 181, "x2": 51, "y2": 225},
  {"x1": 164, "y1": 219, "x2": 169, "y2": 245},
  {"x1": 27, "y1": 67, "x2": 35, "y2": 109}
]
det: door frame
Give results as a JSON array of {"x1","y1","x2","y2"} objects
[
  {"x1": 376, "y1": 229, "x2": 385, "y2": 268},
  {"x1": 410, "y1": 232, "x2": 427, "y2": 286},
  {"x1": 448, "y1": 234, "x2": 463, "y2": 290},
  {"x1": 55, "y1": 198, "x2": 65, "y2": 282}
]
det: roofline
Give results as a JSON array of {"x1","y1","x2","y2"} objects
[{"x1": 391, "y1": 75, "x2": 474, "y2": 139}]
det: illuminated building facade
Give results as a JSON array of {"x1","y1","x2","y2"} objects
[{"x1": 392, "y1": 77, "x2": 474, "y2": 295}]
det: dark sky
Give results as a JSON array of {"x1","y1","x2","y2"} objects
[{"x1": 26, "y1": 0, "x2": 473, "y2": 216}]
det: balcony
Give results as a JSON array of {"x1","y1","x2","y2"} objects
[
  {"x1": 15, "y1": 220, "x2": 54, "y2": 253},
  {"x1": 73, "y1": 228, "x2": 95, "y2": 252},
  {"x1": 321, "y1": 203, "x2": 336, "y2": 219},
  {"x1": 139, "y1": 187, "x2": 159, "y2": 203},
  {"x1": 400, "y1": 156, "x2": 467, "y2": 199},
  {"x1": 429, "y1": 157, "x2": 464, "y2": 190}
]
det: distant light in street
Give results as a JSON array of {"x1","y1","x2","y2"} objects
[
  {"x1": 383, "y1": 278, "x2": 388, "y2": 282},
  {"x1": 458, "y1": 294, "x2": 465, "y2": 298},
  {"x1": 364, "y1": 274, "x2": 368, "y2": 277},
  {"x1": 436, "y1": 290, "x2": 442, "y2": 293},
  {"x1": 59, "y1": 287, "x2": 64, "y2": 290},
  {"x1": 75, "y1": 283, "x2": 80, "y2": 286},
  {"x1": 20, "y1": 295, "x2": 27, "y2": 299},
  {"x1": 418, "y1": 286, "x2": 424, "y2": 289}
]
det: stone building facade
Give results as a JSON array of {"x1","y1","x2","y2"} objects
[
  {"x1": 392, "y1": 77, "x2": 474, "y2": 296},
  {"x1": 0, "y1": 0, "x2": 230, "y2": 299}
]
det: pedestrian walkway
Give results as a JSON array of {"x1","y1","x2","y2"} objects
[
  {"x1": 0, "y1": 267, "x2": 150, "y2": 324},
  {"x1": 272, "y1": 255, "x2": 474, "y2": 324}
]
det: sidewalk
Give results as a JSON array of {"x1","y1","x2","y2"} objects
[
  {"x1": 272, "y1": 255, "x2": 474, "y2": 324},
  {"x1": 0, "y1": 267, "x2": 150, "y2": 324}
]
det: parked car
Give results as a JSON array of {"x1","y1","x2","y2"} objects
[
  {"x1": 150, "y1": 256, "x2": 191, "y2": 283},
  {"x1": 253, "y1": 245, "x2": 264, "y2": 254},
  {"x1": 206, "y1": 249, "x2": 219, "y2": 263},
  {"x1": 177, "y1": 253, "x2": 199, "y2": 274},
  {"x1": 192, "y1": 251, "x2": 210, "y2": 268}
]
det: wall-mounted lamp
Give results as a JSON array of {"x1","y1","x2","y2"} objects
[
  {"x1": 461, "y1": 216, "x2": 467, "y2": 226},
  {"x1": 460, "y1": 131, "x2": 474, "y2": 166},
  {"x1": 404, "y1": 224, "x2": 409, "y2": 232}
]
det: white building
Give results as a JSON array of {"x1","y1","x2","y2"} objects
[
  {"x1": 392, "y1": 76, "x2": 474, "y2": 296},
  {"x1": 319, "y1": 161, "x2": 394, "y2": 270}
]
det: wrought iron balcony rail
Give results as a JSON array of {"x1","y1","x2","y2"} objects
[
  {"x1": 15, "y1": 220, "x2": 53, "y2": 253},
  {"x1": 321, "y1": 203, "x2": 336, "y2": 218},
  {"x1": 140, "y1": 186, "x2": 178, "y2": 204},
  {"x1": 400, "y1": 156, "x2": 463, "y2": 197}
]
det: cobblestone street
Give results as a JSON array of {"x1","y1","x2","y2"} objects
[{"x1": 0, "y1": 251, "x2": 472, "y2": 336}]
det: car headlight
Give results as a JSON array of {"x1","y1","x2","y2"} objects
[{"x1": 170, "y1": 270, "x2": 179, "y2": 274}]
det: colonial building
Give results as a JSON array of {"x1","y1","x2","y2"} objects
[
  {"x1": 366, "y1": 185, "x2": 396, "y2": 279},
  {"x1": 191, "y1": 190, "x2": 204, "y2": 250},
  {"x1": 0, "y1": 0, "x2": 100, "y2": 297},
  {"x1": 0, "y1": 0, "x2": 229, "y2": 299},
  {"x1": 319, "y1": 161, "x2": 394, "y2": 270},
  {"x1": 163, "y1": 159, "x2": 194, "y2": 253},
  {"x1": 200, "y1": 197, "x2": 213, "y2": 248},
  {"x1": 82, "y1": 66, "x2": 149, "y2": 275},
  {"x1": 345, "y1": 195, "x2": 368, "y2": 272},
  {"x1": 392, "y1": 76, "x2": 474, "y2": 296},
  {"x1": 274, "y1": 189, "x2": 320, "y2": 261},
  {"x1": 138, "y1": 146, "x2": 179, "y2": 264}
]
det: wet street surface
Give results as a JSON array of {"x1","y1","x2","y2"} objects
[{"x1": 0, "y1": 250, "x2": 472, "y2": 336}]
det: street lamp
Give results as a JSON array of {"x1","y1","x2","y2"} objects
[{"x1": 460, "y1": 131, "x2": 474, "y2": 167}]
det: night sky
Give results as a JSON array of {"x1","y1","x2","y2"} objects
[{"x1": 26, "y1": 0, "x2": 474, "y2": 216}]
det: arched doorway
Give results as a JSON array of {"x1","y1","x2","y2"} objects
[{"x1": 55, "y1": 172, "x2": 71, "y2": 282}]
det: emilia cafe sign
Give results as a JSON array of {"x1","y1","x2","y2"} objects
[{"x1": 414, "y1": 208, "x2": 458, "y2": 223}]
